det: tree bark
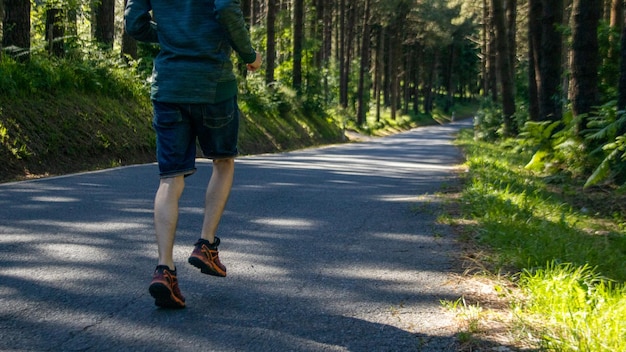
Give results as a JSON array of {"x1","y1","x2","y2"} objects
[
  {"x1": 292, "y1": 0, "x2": 303, "y2": 91},
  {"x1": 93, "y1": 0, "x2": 115, "y2": 49},
  {"x1": 619, "y1": 7, "x2": 626, "y2": 113},
  {"x1": 374, "y1": 26, "x2": 384, "y2": 122},
  {"x1": 487, "y1": 1, "x2": 498, "y2": 102},
  {"x1": 45, "y1": 8, "x2": 65, "y2": 57},
  {"x1": 538, "y1": 0, "x2": 564, "y2": 122},
  {"x1": 2, "y1": 0, "x2": 31, "y2": 61},
  {"x1": 0, "y1": 0, "x2": 5, "y2": 60},
  {"x1": 492, "y1": 0, "x2": 516, "y2": 136},
  {"x1": 528, "y1": 0, "x2": 542, "y2": 121},
  {"x1": 570, "y1": 0, "x2": 601, "y2": 133},
  {"x1": 265, "y1": 0, "x2": 277, "y2": 84},
  {"x1": 356, "y1": 0, "x2": 371, "y2": 125}
]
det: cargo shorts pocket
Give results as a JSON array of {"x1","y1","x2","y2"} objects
[
  {"x1": 202, "y1": 99, "x2": 236, "y2": 129},
  {"x1": 153, "y1": 101, "x2": 183, "y2": 127}
]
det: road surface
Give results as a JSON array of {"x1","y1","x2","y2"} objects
[{"x1": 0, "y1": 119, "x2": 472, "y2": 351}]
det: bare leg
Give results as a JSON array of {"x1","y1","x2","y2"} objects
[
  {"x1": 154, "y1": 176, "x2": 185, "y2": 270},
  {"x1": 201, "y1": 158, "x2": 235, "y2": 243}
]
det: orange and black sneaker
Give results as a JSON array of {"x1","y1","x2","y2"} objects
[
  {"x1": 148, "y1": 265, "x2": 186, "y2": 309},
  {"x1": 188, "y1": 237, "x2": 227, "y2": 277}
]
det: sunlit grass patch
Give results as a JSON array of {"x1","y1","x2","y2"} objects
[
  {"x1": 518, "y1": 263, "x2": 626, "y2": 351},
  {"x1": 452, "y1": 128, "x2": 626, "y2": 350}
]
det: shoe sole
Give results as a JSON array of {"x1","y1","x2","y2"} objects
[
  {"x1": 188, "y1": 256, "x2": 226, "y2": 277},
  {"x1": 149, "y1": 283, "x2": 185, "y2": 309}
]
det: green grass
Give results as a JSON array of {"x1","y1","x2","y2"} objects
[
  {"x1": 518, "y1": 263, "x2": 626, "y2": 351},
  {"x1": 455, "y1": 128, "x2": 626, "y2": 351}
]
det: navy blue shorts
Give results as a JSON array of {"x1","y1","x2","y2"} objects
[{"x1": 152, "y1": 98, "x2": 239, "y2": 178}]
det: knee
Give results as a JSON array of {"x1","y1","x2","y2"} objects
[
  {"x1": 213, "y1": 158, "x2": 235, "y2": 170},
  {"x1": 160, "y1": 175, "x2": 185, "y2": 195}
]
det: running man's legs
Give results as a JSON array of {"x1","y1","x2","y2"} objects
[
  {"x1": 201, "y1": 158, "x2": 235, "y2": 244},
  {"x1": 154, "y1": 175, "x2": 185, "y2": 270}
]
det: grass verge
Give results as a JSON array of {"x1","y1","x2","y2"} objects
[{"x1": 443, "y1": 128, "x2": 626, "y2": 351}]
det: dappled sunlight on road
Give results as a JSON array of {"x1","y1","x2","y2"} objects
[{"x1": 0, "y1": 121, "x2": 474, "y2": 351}]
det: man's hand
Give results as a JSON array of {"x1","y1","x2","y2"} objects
[{"x1": 247, "y1": 52, "x2": 262, "y2": 72}]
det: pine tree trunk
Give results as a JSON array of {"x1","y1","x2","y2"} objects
[
  {"x1": 570, "y1": 0, "x2": 601, "y2": 134},
  {"x1": 93, "y1": 0, "x2": 115, "y2": 49},
  {"x1": 356, "y1": 0, "x2": 370, "y2": 125},
  {"x1": 292, "y1": 0, "x2": 303, "y2": 91},
  {"x1": 528, "y1": 0, "x2": 541, "y2": 121},
  {"x1": 265, "y1": 0, "x2": 277, "y2": 84},
  {"x1": 339, "y1": 0, "x2": 348, "y2": 108},
  {"x1": 0, "y1": 0, "x2": 5, "y2": 60},
  {"x1": 374, "y1": 26, "x2": 384, "y2": 122},
  {"x1": 492, "y1": 0, "x2": 516, "y2": 136},
  {"x1": 2, "y1": 0, "x2": 31, "y2": 61},
  {"x1": 538, "y1": 0, "x2": 564, "y2": 122},
  {"x1": 619, "y1": 10, "x2": 626, "y2": 112},
  {"x1": 45, "y1": 8, "x2": 65, "y2": 57}
]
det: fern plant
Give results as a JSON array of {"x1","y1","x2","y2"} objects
[
  {"x1": 518, "y1": 119, "x2": 562, "y2": 172},
  {"x1": 584, "y1": 101, "x2": 626, "y2": 187}
]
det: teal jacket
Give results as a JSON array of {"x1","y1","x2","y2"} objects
[{"x1": 124, "y1": 0, "x2": 256, "y2": 103}]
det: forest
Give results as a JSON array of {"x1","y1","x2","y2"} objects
[
  {"x1": 2, "y1": 0, "x2": 626, "y2": 190},
  {"x1": 2, "y1": 1, "x2": 626, "y2": 350}
]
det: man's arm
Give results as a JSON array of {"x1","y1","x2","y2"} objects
[
  {"x1": 214, "y1": 0, "x2": 257, "y2": 64},
  {"x1": 124, "y1": 0, "x2": 159, "y2": 43}
]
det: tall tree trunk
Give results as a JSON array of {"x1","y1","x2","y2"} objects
[
  {"x1": 292, "y1": 0, "x2": 303, "y2": 91},
  {"x1": 45, "y1": 8, "x2": 65, "y2": 57},
  {"x1": 618, "y1": 6, "x2": 626, "y2": 135},
  {"x1": 412, "y1": 44, "x2": 421, "y2": 114},
  {"x1": 265, "y1": 0, "x2": 277, "y2": 84},
  {"x1": 338, "y1": 0, "x2": 346, "y2": 107},
  {"x1": 492, "y1": 0, "x2": 516, "y2": 136},
  {"x1": 619, "y1": 6, "x2": 626, "y2": 111},
  {"x1": 323, "y1": 0, "x2": 332, "y2": 64},
  {"x1": 93, "y1": 0, "x2": 115, "y2": 49},
  {"x1": 314, "y1": 0, "x2": 324, "y2": 68},
  {"x1": 356, "y1": 0, "x2": 371, "y2": 125},
  {"x1": 487, "y1": 1, "x2": 498, "y2": 102},
  {"x1": 374, "y1": 26, "x2": 384, "y2": 122},
  {"x1": 423, "y1": 50, "x2": 437, "y2": 114},
  {"x1": 606, "y1": 0, "x2": 623, "y2": 88},
  {"x1": 340, "y1": 1, "x2": 356, "y2": 109},
  {"x1": 403, "y1": 47, "x2": 412, "y2": 114},
  {"x1": 390, "y1": 38, "x2": 399, "y2": 120},
  {"x1": 506, "y1": 0, "x2": 517, "y2": 83},
  {"x1": 383, "y1": 28, "x2": 391, "y2": 108},
  {"x1": 445, "y1": 44, "x2": 455, "y2": 113},
  {"x1": 0, "y1": 0, "x2": 3, "y2": 60},
  {"x1": 538, "y1": 0, "x2": 564, "y2": 122},
  {"x1": 528, "y1": 0, "x2": 542, "y2": 121},
  {"x1": 3, "y1": 0, "x2": 31, "y2": 61},
  {"x1": 482, "y1": 0, "x2": 489, "y2": 97},
  {"x1": 570, "y1": 0, "x2": 601, "y2": 134},
  {"x1": 611, "y1": 0, "x2": 624, "y2": 28}
]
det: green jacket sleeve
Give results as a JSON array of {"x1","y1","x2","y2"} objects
[
  {"x1": 214, "y1": 0, "x2": 257, "y2": 63},
  {"x1": 124, "y1": 0, "x2": 159, "y2": 43}
]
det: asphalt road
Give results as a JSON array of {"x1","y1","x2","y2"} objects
[{"x1": 0, "y1": 119, "x2": 472, "y2": 352}]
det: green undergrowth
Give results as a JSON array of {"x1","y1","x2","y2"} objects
[
  {"x1": 454, "y1": 128, "x2": 626, "y2": 351},
  {"x1": 0, "y1": 56, "x2": 344, "y2": 182},
  {"x1": 0, "y1": 92, "x2": 155, "y2": 180}
]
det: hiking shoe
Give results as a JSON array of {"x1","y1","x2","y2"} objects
[
  {"x1": 188, "y1": 237, "x2": 227, "y2": 277},
  {"x1": 148, "y1": 265, "x2": 186, "y2": 309}
]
